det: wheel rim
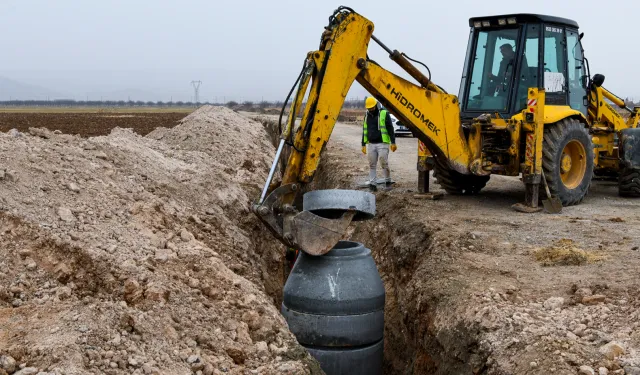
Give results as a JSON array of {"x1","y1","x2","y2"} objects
[{"x1": 560, "y1": 140, "x2": 587, "y2": 189}]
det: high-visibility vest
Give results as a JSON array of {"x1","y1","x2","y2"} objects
[{"x1": 363, "y1": 109, "x2": 391, "y2": 144}]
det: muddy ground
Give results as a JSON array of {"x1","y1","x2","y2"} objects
[
  {"x1": 296, "y1": 118, "x2": 640, "y2": 375},
  {"x1": 0, "y1": 113, "x2": 186, "y2": 137}
]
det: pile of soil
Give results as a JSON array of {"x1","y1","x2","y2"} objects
[
  {"x1": 0, "y1": 106, "x2": 320, "y2": 375},
  {"x1": 534, "y1": 238, "x2": 607, "y2": 266}
]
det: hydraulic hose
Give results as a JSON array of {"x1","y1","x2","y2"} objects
[{"x1": 279, "y1": 62, "x2": 307, "y2": 136}]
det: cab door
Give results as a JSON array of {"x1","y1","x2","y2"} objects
[
  {"x1": 566, "y1": 29, "x2": 588, "y2": 115},
  {"x1": 512, "y1": 23, "x2": 542, "y2": 112},
  {"x1": 542, "y1": 24, "x2": 569, "y2": 105}
]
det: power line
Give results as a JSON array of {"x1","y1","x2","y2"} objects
[{"x1": 191, "y1": 80, "x2": 202, "y2": 104}]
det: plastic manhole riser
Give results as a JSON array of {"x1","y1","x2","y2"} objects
[{"x1": 282, "y1": 235, "x2": 384, "y2": 374}]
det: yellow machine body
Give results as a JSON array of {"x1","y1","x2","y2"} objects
[{"x1": 253, "y1": 7, "x2": 640, "y2": 253}]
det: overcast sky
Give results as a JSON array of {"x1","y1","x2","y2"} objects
[{"x1": 0, "y1": 0, "x2": 637, "y2": 102}]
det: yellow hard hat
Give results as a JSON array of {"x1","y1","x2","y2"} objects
[{"x1": 365, "y1": 97, "x2": 377, "y2": 109}]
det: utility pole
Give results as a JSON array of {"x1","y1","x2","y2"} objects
[{"x1": 191, "y1": 80, "x2": 202, "y2": 104}]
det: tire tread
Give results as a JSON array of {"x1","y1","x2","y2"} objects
[{"x1": 542, "y1": 118, "x2": 594, "y2": 206}]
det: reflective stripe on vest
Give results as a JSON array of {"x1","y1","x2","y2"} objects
[{"x1": 363, "y1": 109, "x2": 390, "y2": 144}]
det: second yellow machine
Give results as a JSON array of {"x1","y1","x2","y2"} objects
[{"x1": 253, "y1": 6, "x2": 640, "y2": 254}]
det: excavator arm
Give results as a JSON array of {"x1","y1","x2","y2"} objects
[
  {"x1": 253, "y1": 7, "x2": 467, "y2": 254},
  {"x1": 357, "y1": 61, "x2": 471, "y2": 173}
]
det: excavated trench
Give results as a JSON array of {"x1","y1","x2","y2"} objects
[
  {"x1": 312, "y1": 158, "x2": 489, "y2": 375},
  {"x1": 256, "y1": 117, "x2": 490, "y2": 375}
]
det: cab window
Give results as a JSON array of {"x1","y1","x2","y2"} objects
[
  {"x1": 543, "y1": 25, "x2": 568, "y2": 105},
  {"x1": 567, "y1": 29, "x2": 587, "y2": 114},
  {"x1": 514, "y1": 24, "x2": 540, "y2": 111},
  {"x1": 465, "y1": 28, "x2": 519, "y2": 112}
]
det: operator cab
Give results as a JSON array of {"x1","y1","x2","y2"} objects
[{"x1": 458, "y1": 14, "x2": 588, "y2": 120}]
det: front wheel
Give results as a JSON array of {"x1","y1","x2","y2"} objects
[{"x1": 542, "y1": 118, "x2": 594, "y2": 206}]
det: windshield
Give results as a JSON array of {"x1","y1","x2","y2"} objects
[{"x1": 465, "y1": 28, "x2": 519, "y2": 112}]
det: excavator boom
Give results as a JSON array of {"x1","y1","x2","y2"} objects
[{"x1": 252, "y1": 7, "x2": 466, "y2": 254}]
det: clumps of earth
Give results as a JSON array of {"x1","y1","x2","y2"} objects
[
  {"x1": 534, "y1": 239, "x2": 608, "y2": 266},
  {"x1": 469, "y1": 281, "x2": 640, "y2": 375},
  {"x1": 0, "y1": 106, "x2": 322, "y2": 375}
]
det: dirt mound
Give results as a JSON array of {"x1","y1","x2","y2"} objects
[
  {"x1": 534, "y1": 239, "x2": 607, "y2": 266},
  {"x1": 0, "y1": 106, "x2": 320, "y2": 375}
]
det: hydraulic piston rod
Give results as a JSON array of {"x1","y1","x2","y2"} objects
[
  {"x1": 259, "y1": 139, "x2": 285, "y2": 204},
  {"x1": 371, "y1": 35, "x2": 432, "y2": 90}
]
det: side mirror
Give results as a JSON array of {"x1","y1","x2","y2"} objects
[
  {"x1": 581, "y1": 75, "x2": 589, "y2": 88},
  {"x1": 592, "y1": 74, "x2": 605, "y2": 87},
  {"x1": 579, "y1": 32, "x2": 584, "y2": 41}
]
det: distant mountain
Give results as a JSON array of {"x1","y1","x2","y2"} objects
[
  {"x1": 0, "y1": 76, "x2": 67, "y2": 100},
  {"x1": 0, "y1": 76, "x2": 168, "y2": 102}
]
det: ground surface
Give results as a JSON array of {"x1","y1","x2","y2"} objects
[
  {"x1": 3, "y1": 106, "x2": 640, "y2": 375},
  {"x1": 306, "y1": 120, "x2": 640, "y2": 374},
  {"x1": 0, "y1": 112, "x2": 189, "y2": 138},
  {"x1": 0, "y1": 107, "x2": 195, "y2": 113}
]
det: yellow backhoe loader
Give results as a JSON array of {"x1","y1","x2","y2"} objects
[{"x1": 253, "y1": 6, "x2": 640, "y2": 255}]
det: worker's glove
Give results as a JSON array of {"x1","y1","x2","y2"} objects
[
  {"x1": 390, "y1": 144, "x2": 397, "y2": 152},
  {"x1": 362, "y1": 146, "x2": 367, "y2": 154}
]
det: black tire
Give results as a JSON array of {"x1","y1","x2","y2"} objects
[
  {"x1": 619, "y1": 167, "x2": 640, "y2": 197},
  {"x1": 542, "y1": 118, "x2": 594, "y2": 206},
  {"x1": 433, "y1": 160, "x2": 490, "y2": 195}
]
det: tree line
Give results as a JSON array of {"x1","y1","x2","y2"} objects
[
  {"x1": 0, "y1": 98, "x2": 369, "y2": 109},
  {"x1": 0, "y1": 99, "x2": 210, "y2": 107}
]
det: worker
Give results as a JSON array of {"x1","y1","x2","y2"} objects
[
  {"x1": 488, "y1": 43, "x2": 517, "y2": 94},
  {"x1": 361, "y1": 97, "x2": 397, "y2": 190}
]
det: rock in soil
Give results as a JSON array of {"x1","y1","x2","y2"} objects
[
  {"x1": 583, "y1": 294, "x2": 607, "y2": 304},
  {"x1": 13, "y1": 368, "x2": 38, "y2": 375},
  {"x1": 0, "y1": 356, "x2": 16, "y2": 373},
  {"x1": 599, "y1": 341, "x2": 625, "y2": 360}
]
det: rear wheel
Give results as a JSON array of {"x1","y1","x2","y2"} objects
[
  {"x1": 619, "y1": 167, "x2": 640, "y2": 197},
  {"x1": 542, "y1": 118, "x2": 594, "y2": 206},
  {"x1": 433, "y1": 161, "x2": 490, "y2": 195}
]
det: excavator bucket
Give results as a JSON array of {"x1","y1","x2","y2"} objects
[
  {"x1": 253, "y1": 187, "x2": 375, "y2": 256},
  {"x1": 289, "y1": 210, "x2": 356, "y2": 256}
]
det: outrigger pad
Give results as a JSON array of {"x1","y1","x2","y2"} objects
[
  {"x1": 511, "y1": 202, "x2": 543, "y2": 213},
  {"x1": 303, "y1": 189, "x2": 376, "y2": 221},
  {"x1": 356, "y1": 178, "x2": 396, "y2": 187}
]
